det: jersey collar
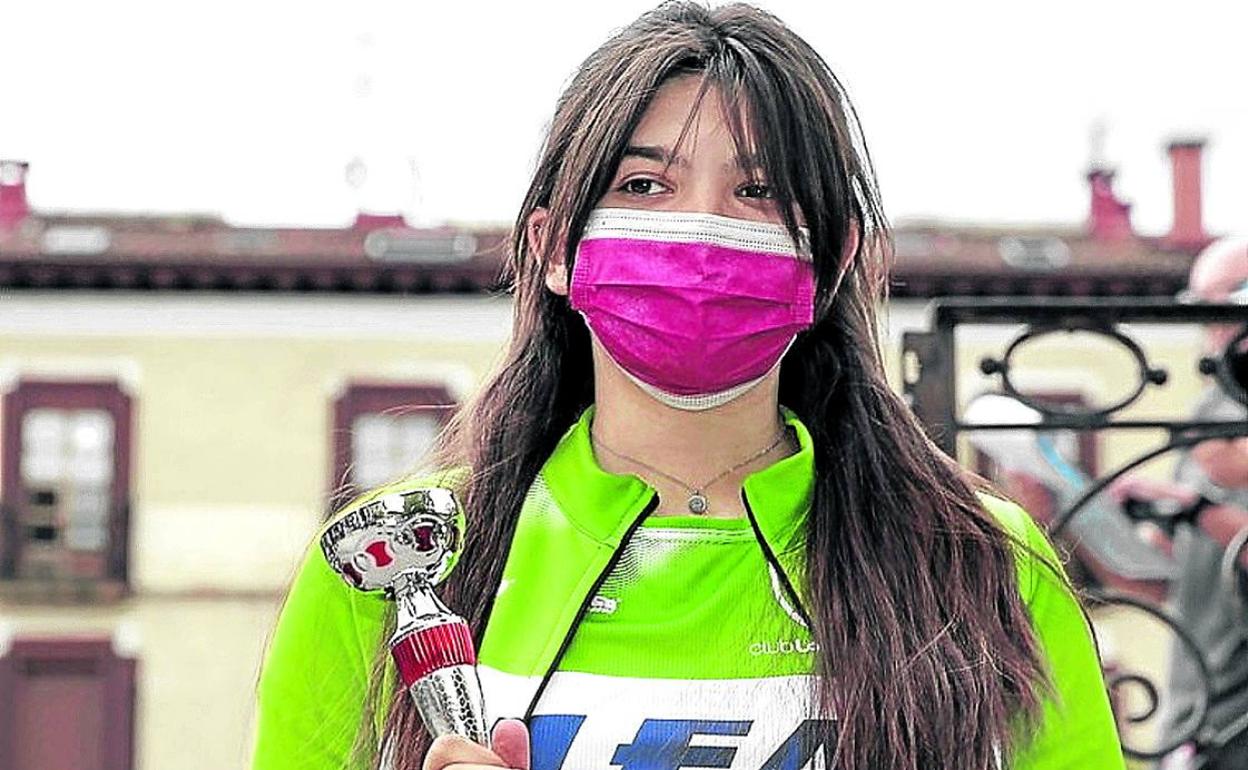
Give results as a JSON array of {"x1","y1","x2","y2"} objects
[{"x1": 540, "y1": 402, "x2": 815, "y2": 553}]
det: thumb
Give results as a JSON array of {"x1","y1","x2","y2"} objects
[{"x1": 490, "y1": 718, "x2": 531, "y2": 770}]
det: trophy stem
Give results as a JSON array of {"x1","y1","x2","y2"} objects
[{"x1": 389, "y1": 576, "x2": 490, "y2": 747}]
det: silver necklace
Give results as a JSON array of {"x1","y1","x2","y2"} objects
[{"x1": 592, "y1": 426, "x2": 789, "y2": 514}]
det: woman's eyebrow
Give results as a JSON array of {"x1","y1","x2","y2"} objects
[
  {"x1": 622, "y1": 145, "x2": 764, "y2": 172},
  {"x1": 622, "y1": 145, "x2": 684, "y2": 166}
]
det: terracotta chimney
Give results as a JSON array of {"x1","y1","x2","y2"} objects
[
  {"x1": 1086, "y1": 166, "x2": 1133, "y2": 241},
  {"x1": 0, "y1": 160, "x2": 31, "y2": 230},
  {"x1": 1166, "y1": 138, "x2": 1207, "y2": 248}
]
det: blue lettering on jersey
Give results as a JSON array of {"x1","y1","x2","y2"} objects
[
  {"x1": 759, "y1": 719, "x2": 835, "y2": 770},
  {"x1": 611, "y1": 719, "x2": 753, "y2": 770},
  {"x1": 530, "y1": 715, "x2": 585, "y2": 770},
  {"x1": 529, "y1": 715, "x2": 837, "y2": 770}
]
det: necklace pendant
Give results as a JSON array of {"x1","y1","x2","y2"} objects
[{"x1": 687, "y1": 492, "x2": 709, "y2": 514}]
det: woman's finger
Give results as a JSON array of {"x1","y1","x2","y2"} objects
[
  {"x1": 423, "y1": 734, "x2": 511, "y2": 770},
  {"x1": 490, "y1": 719, "x2": 531, "y2": 770}
]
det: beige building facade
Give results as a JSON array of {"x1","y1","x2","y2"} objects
[{"x1": 0, "y1": 291, "x2": 512, "y2": 769}]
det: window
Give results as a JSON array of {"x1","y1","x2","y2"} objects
[
  {"x1": 1, "y1": 380, "x2": 132, "y2": 596},
  {"x1": 330, "y1": 383, "x2": 456, "y2": 514},
  {"x1": 0, "y1": 637, "x2": 137, "y2": 770}
]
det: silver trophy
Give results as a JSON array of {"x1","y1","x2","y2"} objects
[{"x1": 320, "y1": 487, "x2": 489, "y2": 746}]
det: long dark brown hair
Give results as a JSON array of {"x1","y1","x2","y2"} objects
[{"x1": 354, "y1": 3, "x2": 1058, "y2": 768}]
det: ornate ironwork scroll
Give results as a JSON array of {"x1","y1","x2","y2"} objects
[{"x1": 902, "y1": 297, "x2": 1248, "y2": 764}]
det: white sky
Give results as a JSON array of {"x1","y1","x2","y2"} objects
[{"x1": 3, "y1": 0, "x2": 1244, "y2": 235}]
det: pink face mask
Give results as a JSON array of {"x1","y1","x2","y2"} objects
[{"x1": 569, "y1": 208, "x2": 816, "y2": 411}]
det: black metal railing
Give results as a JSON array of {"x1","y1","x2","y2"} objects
[{"x1": 902, "y1": 296, "x2": 1248, "y2": 766}]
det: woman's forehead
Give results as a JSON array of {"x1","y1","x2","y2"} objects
[{"x1": 627, "y1": 75, "x2": 759, "y2": 163}]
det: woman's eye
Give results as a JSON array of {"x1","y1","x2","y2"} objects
[
  {"x1": 738, "y1": 182, "x2": 774, "y2": 199},
  {"x1": 619, "y1": 178, "x2": 668, "y2": 196}
]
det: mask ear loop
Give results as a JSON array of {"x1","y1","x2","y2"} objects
[
  {"x1": 814, "y1": 218, "x2": 862, "y2": 315},
  {"x1": 566, "y1": 221, "x2": 598, "y2": 313}
]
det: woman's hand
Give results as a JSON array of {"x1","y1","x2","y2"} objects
[{"x1": 423, "y1": 719, "x2": 530, "y2": 770}]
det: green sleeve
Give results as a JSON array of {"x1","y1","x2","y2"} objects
[
  {"x1": 250, "y1": 503, "x2": 395, "y2": 769},
  {"x1": 990, "y1": 497, "x2": 1127, "y2": 770}
]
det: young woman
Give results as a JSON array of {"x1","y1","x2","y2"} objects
[{"x1": 252, "y1": 3, "x2": 1125, "y2": 769}]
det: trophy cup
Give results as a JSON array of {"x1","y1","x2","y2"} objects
[{"x1": 320, "y1": 487, "x2": 490, "y2": 746}]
